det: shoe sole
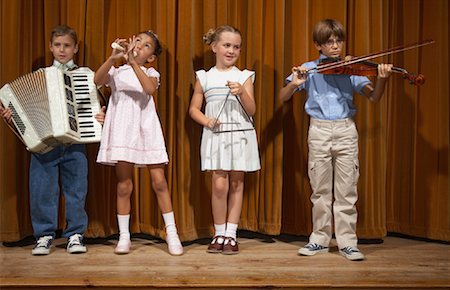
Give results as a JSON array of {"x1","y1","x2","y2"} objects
[
  {"x1": 221, "y1": 250, "x2": 239, "y2": 255},
  {"x1": 68, "y1": 249, "x2": 87, "y2": 254},
  {"x1": 298, "y1": 248, "x2": 329, "y2": 256},
  {"x1": 114, "y1": 251, "x2": 130, "y2": 255},
  {"x1": 31, "y1": 250, "x2": 50, "y2": 255},
  {"x1": 169, "y1": 251, "x2": 184, "y2": 256},
  {"x1": 206, "y1": 249, "x2": 222, "y2": 253},
  {"x1": 67, "y1": 245, "x2": 87, "y2": 254},
  {"x1": 339, "y1": 251, "x2": 365, "y2": 261}
]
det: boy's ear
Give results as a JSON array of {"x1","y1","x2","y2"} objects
[
  {"x1": 74, "y1": 43, "x2": 79, "y2": 54},
  {"x1": 313, "y1": 41, "x2": 322, "y2": 51}
]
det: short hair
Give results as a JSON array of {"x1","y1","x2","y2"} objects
[
  {"x1": 138, "y1": 30, "x2": 162, "y2": 56},
  {"x1": 203, "y1": 25, "x2": 241, "y2": 45},
  {"x1": 312, "y1": 19, "x2": 346, "y2": 45},
  {"x1": 50, "y1": 25, "x2": 78, "y2": 44}
]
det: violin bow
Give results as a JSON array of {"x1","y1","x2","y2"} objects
[{"x1": 310, "y1": 39, "x2": 435, "y2": 73}]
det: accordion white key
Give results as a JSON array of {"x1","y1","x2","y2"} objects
[{"x1": 0, "y1": 67, "x2": 102, "y2": 153}]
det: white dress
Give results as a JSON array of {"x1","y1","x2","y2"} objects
[
  {"x1": 196, "y1": 66, "x2": 261, "y2": 171},
  {"x1": 97, "y1": 65, "x2": 168, "y2": 167}
]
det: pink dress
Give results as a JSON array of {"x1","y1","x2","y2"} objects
[{"x1": 96, "y1": 65, "x2": 168, "y2": 167}]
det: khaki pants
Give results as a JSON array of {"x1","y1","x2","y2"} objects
[{"x1": 307, "y1": 118, "x2": 360, "y2": 249}]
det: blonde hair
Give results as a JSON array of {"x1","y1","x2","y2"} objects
[{"x1": 203, "y1": 25, "x2": 241, "y2": 45}]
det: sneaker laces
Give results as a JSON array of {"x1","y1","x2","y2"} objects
[
  {"x1": 341, "y1": 246, "x2": 360, "y2": 254},
  {"x1": 305, "y1": 243, "x2": 323, "y2": 250},
  {"x1": 36, "y1": 236, "x2": 52, "y2": 247},
  {"x1": 68, "y1": 234, "x2": 82, "y2": 246}
]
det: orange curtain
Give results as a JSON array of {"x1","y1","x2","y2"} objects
[{"x1": 0, "y1": 0, "x2": 448, "y2": 242}]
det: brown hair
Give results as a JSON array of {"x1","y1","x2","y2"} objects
[
  {"x1": 312, "y1": 19, "x2": 346, "y2": 45},
  {"x1": 138, "y1": 30, "x2": 162, "y2": 56},
  {"x1": 203, "y1": 25, "x2": 241, "y2": 45},
  {"x1": 50, "y1": 25, "x2": 78, "y2": 44}
]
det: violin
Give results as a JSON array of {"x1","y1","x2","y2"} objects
[
  {"x1": 317, "y1": 57, "x2": 426, "y2": 86},
  {"x1": 301, "y1": 39, "x2": 435, "y2": 86}
]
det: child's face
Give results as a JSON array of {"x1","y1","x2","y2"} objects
[
  {"x1": 132, "y1": 33, "x2": 156, "y2": 64},
  {"x1": 49, "y1": 34, "x2": 78, "y2": 64},
  {"x1": 314, "y1": 34, "x2": 343, "y2": 59},
  {"x1": 212, "y1": 31, "x2": 241, "y2": 69}
]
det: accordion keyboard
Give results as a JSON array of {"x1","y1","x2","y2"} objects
[{"x1": 66, "y1": 68, "x2": 102, "y2": 142}]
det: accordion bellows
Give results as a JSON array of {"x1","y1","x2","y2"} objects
[{"x1": 0, "y1": 67, "x2": 102, "y2": 153}]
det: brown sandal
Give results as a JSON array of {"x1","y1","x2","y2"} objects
[
  {"x1": 222, "y1": 237, "x2": 239, "y2": 255},
  {"x1": 207, "y1": 235, "x2": 224, "y2": 253}
]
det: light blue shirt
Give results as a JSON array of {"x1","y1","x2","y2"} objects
[{"x1": 286, "y1": 54, "x2": 371, "y2": 120}]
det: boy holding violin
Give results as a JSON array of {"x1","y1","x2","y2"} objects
[{"x1": 279, "y1": 19, "x2": 392, "y2": 261}]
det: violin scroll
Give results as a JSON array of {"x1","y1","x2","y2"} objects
[{"x1": 403, "y1": 73, "x2": 425, "y2": 86}]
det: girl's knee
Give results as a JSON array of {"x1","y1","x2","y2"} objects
[
  {"x1": 117, "y1": 179, "x2": 133, "y2": 197},
  {"x1": 152, "y1": 178, "x2": 168, "y2": 194}
]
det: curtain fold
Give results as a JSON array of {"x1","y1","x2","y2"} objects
[{"x1": 0, "y1": 0, "x2": 448, "y2": 243}]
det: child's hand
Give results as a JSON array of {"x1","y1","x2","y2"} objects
[
  {"x1": 126, "y1": 36, "x2": 138, "y2": 65},
  {"x1": 226, "y1": 81, "x2": 243, "y2": 96},
  {"x1": 205, "y1": 118, "x2": 221, "y2": 131},
  {"x1": 377, "y1": 63, "x2": 393, "y2": 79},
  {"x1": 292, "y1": 65, "x2": 308, "y2": 85},
  {"x1": 0, "y1": 105, "x2": 12, "y2": 123},
  {"x1": 95, "y1": 106, "x2": 106, "y2": 125},
  {"x1": 111, "y1": 38, "x2": 129, "y2": 60}
]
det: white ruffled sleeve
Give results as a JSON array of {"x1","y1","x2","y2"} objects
[
  {"x1": 195, "y1": 69, "x2": 207, "y2": 91},
  {"x1": 240, "y1": 69, "x2": 255, "y2": 84},
  {"x1": 146, "y1": 67, "x2": 161, "y2": 88}
]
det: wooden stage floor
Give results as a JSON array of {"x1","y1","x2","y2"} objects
[{"x1": 1, "y1": 233, "x2": 449, "y2": 289}]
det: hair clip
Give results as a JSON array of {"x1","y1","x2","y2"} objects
[{"x1": 148, "y1": 30, "x2": 159, "y2": 39}]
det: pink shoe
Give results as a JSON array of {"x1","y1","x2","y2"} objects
[
  {"x1": 166, "y1": 232, "x2": 183, "y2": 256},
  {"x1": 114, "y1": 239, "x2": 131, "y2": 254}
]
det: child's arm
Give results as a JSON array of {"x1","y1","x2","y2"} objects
[
  {"x1": 361, "y1": 63, "x2": 393, "y2": 102},
  {"x1": 125, "y1": 36, "x2": 159, "y2": 96},
  {"x1": 189, "y1": 80, "x2": 219, "y2": 130},
  {"x1": 279, "y1": 66, "x2": 307, "y2": 102},
  {"x1": 227, "y1": 78, "x2": 256, "y2": 116},
  {"x1": 129, "y1": 62, "x2": 158, "y2": 96},
  {"x1": 94, "y1": 39, "x2": 128, "y2": 86}
]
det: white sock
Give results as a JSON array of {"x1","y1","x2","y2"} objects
[
  {"x1": 117, "y1": 214, "x2": 130, "y2": 240},
  {"x1": 225, "y1": 222, "x2": 238, "y2": 240},
  {"x1": 214, "y1": 223, "x2": 226, "y2": 237},
  {"x1": 162, "y1": 211, "x2": 177, "y2": 235}
]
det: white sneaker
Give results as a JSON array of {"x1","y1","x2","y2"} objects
[
  {"x1": 67, "y1": 234, "x2": 87, "y2": 254},
  {"x1": 166, "y1": 232, "x2": 183, "y2": 256},
  {"x1": 114, "y1": 238, "x2": 131, "y2": 254},
  {"x1": 298, "y1": 243, "x2": 329, "y2": 256},
  {"x1": 31, "y1": 236, "x2": 53, "y2": 255},
  {"x1": 339, "y1": 246, "x2": 365, "y2": 261}
]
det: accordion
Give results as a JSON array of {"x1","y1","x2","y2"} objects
[{"x1": 0, "y1": 67, "x2": 102, "y2": 153}]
